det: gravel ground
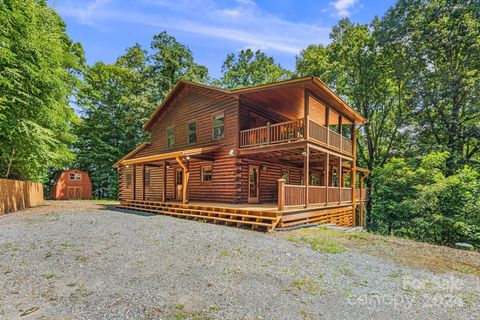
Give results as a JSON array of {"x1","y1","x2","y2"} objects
[{"x1": 0, "y1": 201, "x2": 479, "y2": 320}]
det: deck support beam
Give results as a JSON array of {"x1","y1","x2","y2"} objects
[
  {"x1": 351, "y1": 125, "x2": 357, "y2": 226},
  {"x1": 304, "y1": 145, "x2": 309, "y2": 208},
  {"x1": 324, "y1": 153, "x2": 329, "y2": 206},
  {"x1": 338, "y1": 158, "x2": 342, "y2": 205},
  {"x1": 359, "y1": 175, "x2": 364, "y2": 227}
]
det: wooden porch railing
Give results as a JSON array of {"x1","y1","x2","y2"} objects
[
  {"x1": 240, "y1": 118, "x2": 353, "y2": 155},
  {"x1": 240, "y1": 119, "x2": 304, "y2": 147},
  {"x1": 278, "y1": 178, "x2": 368, "y2": 210}
]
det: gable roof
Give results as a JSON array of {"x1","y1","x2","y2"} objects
[
  {"x1": 142, "y1": 76, "x2": 367, "y2": 131},
  {"x1": 143, "y1": 81, "x2": 231, "y2": 131}
]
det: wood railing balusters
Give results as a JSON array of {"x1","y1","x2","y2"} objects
[{"x1": 239, "y1": 118, "x2": 353, "y2": 155}]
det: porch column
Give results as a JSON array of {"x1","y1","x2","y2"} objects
[
  {"x1": 277, "y1": 178, "x2": 285, "y2": 211},
  {"x1": 162, "y1": 161, "x2": 167, "y2": 202},
  {"x1": 338, "y1": 157, "x2": 342, "y2": 204},
  {"x1": 132, "y1": 164, "x2": 136, "y2": 200},
  {"x1": 359, "y1": 174, "x2": 364, "y2": 227},
  {"x1": 324, "y1": 153, "x2": 329, "y2": 206},
  {"x1": 183, "y1": 160, "x2": 190, "y2": 204},
  {"x1": 175, "y1": 156, "x2": 189, "y2": 205},
  {"x1": 304, "y1": 89, "x2": 310, "y2": 140},
  {"x1": 142, "y1": 165, "x2": 146, "y2": 201},
  {"x1": 351, "y1": 125, "x2": 357, "y2": 226},
  {"x1": 325, "y1": 106, "x2": 330, "y2": 144},
  {"x1": 304, "y1": 145, "x2": 309, "y2": 208},
  {"x1": 338, "y1": 116, "x2": 343, "y2": 151}
]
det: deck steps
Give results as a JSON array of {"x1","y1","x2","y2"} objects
[
  {"x1": 118, "y1": 200, "x2": 280, "y2": 231},
  {"x1": 118, "y1": 200, "x2": 355, "y2": 231}
]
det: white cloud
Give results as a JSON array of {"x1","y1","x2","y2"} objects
[
  {"x1": 331, "y1": 0, "x2": 359, "y2": 17},
  {"x1": 57, "y1": 0, "x2": 331, "y2": 55},
  {"x1": 215, "y1": 8, "x2": 242, "y2": 17}
]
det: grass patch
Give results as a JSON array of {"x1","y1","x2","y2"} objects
[
  {"x1": 42, "y1": 274, "x2": 56, "y2": 280},
  {"x1": 292, "y1": 235, "x2": 345, "y2": 254},
  {"x1": 26, "y1": 212, "x2": 59, "y2": 224},
  {"x1": 278, "y1": 227, "x2": 480, "y2": 276},
  {"x1": 60, "y1": 242, "x2": 72, "y2": 249},
  {"x1": 290, "y1": 278, "x2": 322, "y2": 294},
  {"x1": 2, "y1": 242, "x2": 17, "y2": 251},
  {"x1": 75, "y1": 255, "x2": 88, "y2": 263}
]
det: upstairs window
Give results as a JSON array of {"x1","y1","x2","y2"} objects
[
  {"x1": 166, "y1": 126, "x2": 175, "y2": 149},
  {"x1": 187, "y1": 121, "x2": 197, "y2": 145},
  {"x1": 212, "y1": 113, "x2": 225, "y2": 140},
  {"x1": 69, "y1": 173, "x2": 81, "y2": 180},
  {"x1": 201, "y1": 165, "x2": 212, "y2": 182}
]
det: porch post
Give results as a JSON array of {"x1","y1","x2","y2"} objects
[
  {"x1": 359, "y1": 174, "x2": 364, "y2": 227},
  {"x1": 304, "y1": 89, "x2": 310, "y2": 140},
  {"x1": 132, "y1": 164, "x2": 136, "y2": 200},
  {"x1": 142, "y1": 164, "x2": 146, "y2": 201},
  {"x1": 351, "y1": 125, "x2": 357, "y2": 226},
  {"x1": 324, "y1": 153, "x2": 329, "y2": 206},
  {"x1": 266, "y1": 122, "x2": 271, "y2": 144},
  {"x1": 277, "y1": 178, "x2": 285, "y2": 211},
  {"x1": 175, "y1": 156, "x2": 189, "y2": 205},
  {"x1": 338, "y1": 157, "x2": 342, "y2": 204},
  {"x1": 183, "y1": 160, "x2": 190, "y2": 204},
  {"x1": 338, "y1": 116, "x2": 343, "y2": 151},
  {"x1": 304, "y1": 145, "x2": 309, "y2": 208},
  {"x1": 162, "y1": 161, "x2": 167, "y2": 202}
]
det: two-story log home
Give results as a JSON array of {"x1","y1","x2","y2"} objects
[{"x1": 114, "y1": 77, "x2": 369, "y2": 231}]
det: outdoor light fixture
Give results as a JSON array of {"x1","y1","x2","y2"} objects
[
  {"x1": 229, "y1": 149, "x2": 235, "y2": 157},
  {"x1": 186, "y1": 156, "x2": 190, "y2": 160},
  {"x1": 301, "y1": 151, "x2": 307, "y2": 156},
  {"x1": 125, "y1": 165, "x2": 130, "y2": 168}
]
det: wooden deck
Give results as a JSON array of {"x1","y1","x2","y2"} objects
[{"x1": 118, "y1": 200, "x2": 355, "y2": 231}]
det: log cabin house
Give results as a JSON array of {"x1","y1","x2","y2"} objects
[{"x1": 114, "y1": 77, "x2": 369, "y2": 231}]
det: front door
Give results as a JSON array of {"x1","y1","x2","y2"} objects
[
  {"x1": 67, "y1": 187, "x2": 82, "y2": 200},
  {"x1": 248, "y1": 165, "x2": 259, "y2": 204},
  {"x1": 175, "y1": 169, "x2": 183, "y2": 200}
]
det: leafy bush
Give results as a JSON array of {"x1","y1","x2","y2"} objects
[{"x1": 371, "y1": 152, "x2": 480, "y2": 247}]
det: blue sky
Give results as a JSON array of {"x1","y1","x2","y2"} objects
[{"x1": 52, "y1": 0, "x2": 395, "y2": 78}]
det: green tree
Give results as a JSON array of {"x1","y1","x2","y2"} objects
[
  {"x1": 296, "y1": 18, "x2": 412, "y2": 219},
  {"x1": 0, "y1": 0, "x2": 84, "y2": 181},
  {"x1": 372, "y1": 152, "x2": 480, "y2": 246},
  {"x1": 149, "y1": 31, "x2": 209, "y2": 101},
  {"x1": 75, "y1": 33, "x2": 208, "y2": 198},
  {"x1": 378, "y1": 0, "x2": 480, "y2": 173},
  {"x1": 216, "y1": 49, "x2": 292, "y2": 89}
]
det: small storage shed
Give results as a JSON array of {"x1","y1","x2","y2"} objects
[{"x1": 50, "y1": 169, "x2": 92, "y2": 200}]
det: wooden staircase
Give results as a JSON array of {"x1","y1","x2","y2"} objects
[{"x1": 118, "y1": 200, "x2": 281, "y2": 232}]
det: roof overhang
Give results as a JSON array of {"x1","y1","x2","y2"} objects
[{"x1": 113, "y1": 146, "x2": 221, "y2": 168}]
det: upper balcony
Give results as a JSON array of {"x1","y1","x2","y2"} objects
[{"x1": 239, "y1": 118, "x2": 353, "y2": 156}]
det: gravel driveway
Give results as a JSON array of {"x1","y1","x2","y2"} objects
[{"x1": 0, "y1": 201, "x2": 479, "y2": 319}]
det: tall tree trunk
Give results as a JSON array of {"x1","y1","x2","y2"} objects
[{"x1": 4, "y1": 147, "x2": 15, "y2": 178}]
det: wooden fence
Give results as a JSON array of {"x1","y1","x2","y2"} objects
[{"x1": 0, "y1": 179, "x2": 44, "y2": 214}]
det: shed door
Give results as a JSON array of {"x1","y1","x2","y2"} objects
[{"x1": 67, "y1": 187, "x2": 82, "y2": 200}]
